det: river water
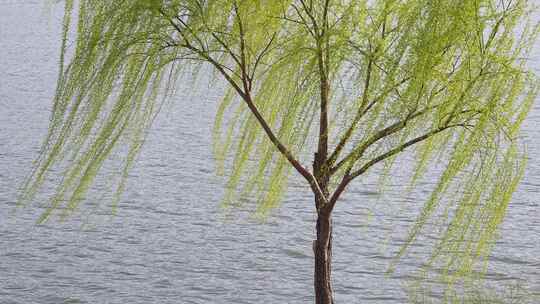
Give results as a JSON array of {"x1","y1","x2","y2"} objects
[{"x1": 1, "y1": 1, "x2": 539, "y2": 303}]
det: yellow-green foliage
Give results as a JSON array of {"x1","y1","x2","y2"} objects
[{"x1": 21, "y1": 0, "x2": 538, "y2": 301}]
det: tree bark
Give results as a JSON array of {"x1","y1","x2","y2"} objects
[{"x1": 313, "y1": 211, "x2": 334, "y2": 304}]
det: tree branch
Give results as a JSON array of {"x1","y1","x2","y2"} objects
[
  {"x1": 326, "y1": 123, "x2": 468, "y2": 212},
  {"x1": 327, "y1": 56, "x2": 374, "y2": 167},
  {"x1": 331, "y1": 103, "x2": 440, "y2": 174},
  {"x1": 348, "y1": 124, "x2": 467, "y2": 180},
  {"x1": 162, "y1": 6, "x2": 328, "y2": 204}
]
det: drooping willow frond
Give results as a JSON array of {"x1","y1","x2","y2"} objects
[{"x1": 20, "y1": 0, "x2": 187, "y2": 221}]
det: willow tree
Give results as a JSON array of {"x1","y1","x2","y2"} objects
[{"x1": 21, "y1": 0, "x2": 538, "y2": 303}]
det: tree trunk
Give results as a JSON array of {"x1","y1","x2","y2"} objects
[{"x1": 313, "y1": 211, "x2": 334, "y2": 304}]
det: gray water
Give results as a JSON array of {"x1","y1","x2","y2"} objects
[{"x1": 1, "y1": 1, "x2": 539, "y2": 303}]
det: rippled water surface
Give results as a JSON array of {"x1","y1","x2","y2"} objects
[{"x1": 1, "y1": 1, "x2": 539, "y2": 303}]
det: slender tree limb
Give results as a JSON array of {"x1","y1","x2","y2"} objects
[
  {"x1": 298, "y1": 0, "x2": 320, "y2": 37},
  {"x1": 327, "y1": 57, "x2": 374, "y2": 167},
  {"x1": 348, "y1": 124, "x2": 469, "y2": 180},
  {"x1": 250, "y1": 33, "x2": 277, "y2": 81},
  {"x1": 163, "y1": 6, "x2": 328, "y2": 204},
  {"x1": 290, "y1": 3, "x2": 317, "y2": 38},
  {"x1": 326, "y1": 123, "x2": 469, "y2": 212},
  {"x1": 331, "y1": 103, "x2": 441, "y2": 174}
]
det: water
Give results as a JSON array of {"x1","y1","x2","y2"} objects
[{"x1": 1, "y1": 2, "x2": 539, "y2": 303}]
